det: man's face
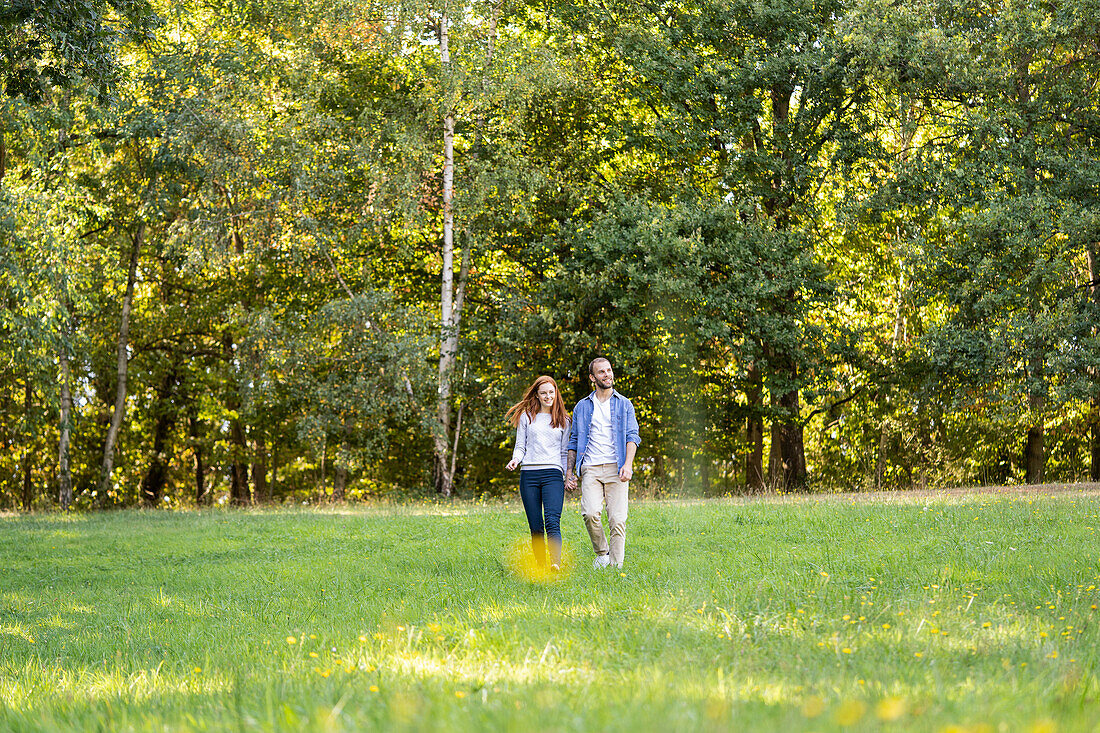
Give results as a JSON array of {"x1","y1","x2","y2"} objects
[{"x1": 590, "y1": 360, "x2": 614, "y2": 390}]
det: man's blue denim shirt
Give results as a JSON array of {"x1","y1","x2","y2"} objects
[{"x1": 567, "y1": 390, "x2": 642, "y2": 472}]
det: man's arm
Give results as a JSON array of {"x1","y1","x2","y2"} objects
[
  {"x1": 565, "y1": 449, "x2": 577, "y2": 492},
  {"x1": 619, "y1": 442, "x2": 637, "y2": 482},
  {"x1": 620, "y1": 400, "x2": 640, "y2": 481}
]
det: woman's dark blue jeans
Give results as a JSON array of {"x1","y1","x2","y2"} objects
[{"x1": 519, "y1": 468, "x2": 564, "y2": 566}]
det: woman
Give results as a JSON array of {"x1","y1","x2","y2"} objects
[{"x1": 505, "y1": 375, "x2": 570, "y2": 571}]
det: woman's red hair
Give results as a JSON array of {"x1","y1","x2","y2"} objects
[{"x1": 505, "y1": 375, "x2": 569, "y2": 429}]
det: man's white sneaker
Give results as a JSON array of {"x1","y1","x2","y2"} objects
[{"x1": 593, "y1": 555, "x2": 611, "y2": 569}]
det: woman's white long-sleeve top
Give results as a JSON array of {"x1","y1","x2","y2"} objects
[{"x1": 510, "y1": 412, "x2": 569, "y2": 475}]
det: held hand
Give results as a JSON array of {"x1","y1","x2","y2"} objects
[
  {"x1": 506, "y1": 459, "x2": 518, "y2": 471},
  {"x1": 565, "y1": 474, "x2": 577, "y2": 492},
  {"x1": 619, "y1": 464, "x2": 633, "y2": 482}
]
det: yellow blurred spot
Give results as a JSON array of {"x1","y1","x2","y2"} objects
[
  {"x1": 504, "y1": 538, "x2": 570, "y2": 583},
  {"x1": 455, "y1": 691, "x2": 466, "y2": 698},
  {"x1": 359, "y1": 635, "x2": 368, "y2": 642},
  {"x1": 370, "y1": 685, "x2": 379, "y2": 692},
  {"x1": 875, "y1": 696, "x2": 907, "y2": 721},
  {"x1": 834, "y1": 699, "x2": 866, "y2": 726},
  {"x1": 1029, "y1": 723, "x2": 1057, "y2": 733},
  {"x1": 286, "y1": 637, "x2": 297, "y2": 645},
  {"x1": 801, "y1": 696, "x2": 825, "y2": 718}
]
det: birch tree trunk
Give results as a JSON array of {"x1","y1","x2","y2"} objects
[
  {"x1": 431, "y1": 3, "x2": 500, "y2": 496},
  {"x1": 99, "y1": 221, "x2": 142, "y2": 496},
  {"x1": 433, "y1": 3, "x2": 457, "y2": 495}
]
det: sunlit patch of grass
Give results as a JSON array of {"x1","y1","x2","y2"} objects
[{"x1": 2, "y1": 491, "x2": 1100, "y2": 731}]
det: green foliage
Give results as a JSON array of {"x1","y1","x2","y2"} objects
[
  {"x1": 0, "y1": 0, "x2": 160, "y2": 101},
  {"x1": 3, "y1": 0, "x2": 1100, "y2": 507}
]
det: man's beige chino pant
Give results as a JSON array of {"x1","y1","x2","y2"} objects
[{"x1": 579, "y1": 462, "x2": 629, "y2": 567}]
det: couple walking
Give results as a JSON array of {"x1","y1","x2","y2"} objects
[{"x1": 505, "y1": 357, "x2": 642, "y2": 571}]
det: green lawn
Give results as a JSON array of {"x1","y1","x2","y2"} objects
[{"x1": 2, "y1": 490, "x2": 1099, "y2": 732}]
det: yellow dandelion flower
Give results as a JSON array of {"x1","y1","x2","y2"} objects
[
  {"x1": 455, "y1": 691, "x2": 467, "y2": 699},
  {"x1": 287, "y1": 636, "x2": 297, "y2": 645},
  {"x1": 370, "y1": 685, "x2": 379, "y2": 692}
]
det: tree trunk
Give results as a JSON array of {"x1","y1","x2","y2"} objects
[
  {"x1": 140, "y1": 371, "x2": 177, "y2": 507},
  {"x1": 745, "y1": 363, "x2": 764, "y2": 491},
  {"x1": 1024, "y1": 426, "x2": 1044, "y2": 485},
  {"x1": 21, "y1": 381, "x2": 33, "y2": 510},
  {"x1": 779, "y1": 390, "x2": 807, "y2": 489},
  {"x1": 333, "y1": 420, "x2": 352, "y2": 502},
  {"x1": 223, "y1": 331, "x2": 250, "y2": 506},
  {"x1": 270, "y1": 445, "x2": 279, "y2": 500},
  {"x1": 190, "y1": 413, "x2": 206, "y2": 505},
  {"x1": 319, "y1": 439, "x2": 327, "y2": 501},
  {"x1": 333, "y1": 449, "x2": 347, "y2": 502},
  {"x1": 767, "y1": 420, "x2": 782, "y2": 488},
  {"x1": 140, "y1": 413, "x2": 172, "y2": 506},
  {"x1": 761, "y1": 80, "x2": 809, "y2": 492},
  {"x1": 100, "y1": 222, "x2": 142, "y2": 496},
  {"x1": 1088, "y1": 243, "x2": 1100, "y2": 480},
  {"x1": 58, "y1": 343, "x2": 73, "y2": 510},
  {"x1": 434, "y1": 7, "x2": 459, "y2": 496},
  {"x1": 1024, "y1": 338, "x2": 1045, "y2": 484},
  {"x1": 253, "y1": 431, "x2": 269, "y2": 503},
  {"x1": 432, "y1": 4, "x2": 495, "y2": 496}
]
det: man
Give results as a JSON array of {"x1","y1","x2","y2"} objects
[{"x1": 565, "y1": 357, "x2": 642, "y2": 569}]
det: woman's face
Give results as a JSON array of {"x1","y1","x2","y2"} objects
[{"x1": 537, "y1": 382, "x2": 556, "y2": 409}]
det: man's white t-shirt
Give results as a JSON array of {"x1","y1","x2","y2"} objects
[{"x1": 584, "y1": 395, "x2": 617, "y2": 467}]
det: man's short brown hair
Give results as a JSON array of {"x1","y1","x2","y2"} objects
[{"x1": 588, "y1": 357, "x2": 610, "y2": 377}]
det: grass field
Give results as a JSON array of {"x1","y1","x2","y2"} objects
[{"x1": 2, "y1": 489, "x2": 1100, "y2": 732}]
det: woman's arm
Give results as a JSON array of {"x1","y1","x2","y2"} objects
[
  {"x1": 559, "y1": 419, "x2": 570, "y2": 475},
  {"x1": 506, "y1": 413, "x2": 527, "y2": 470}
]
